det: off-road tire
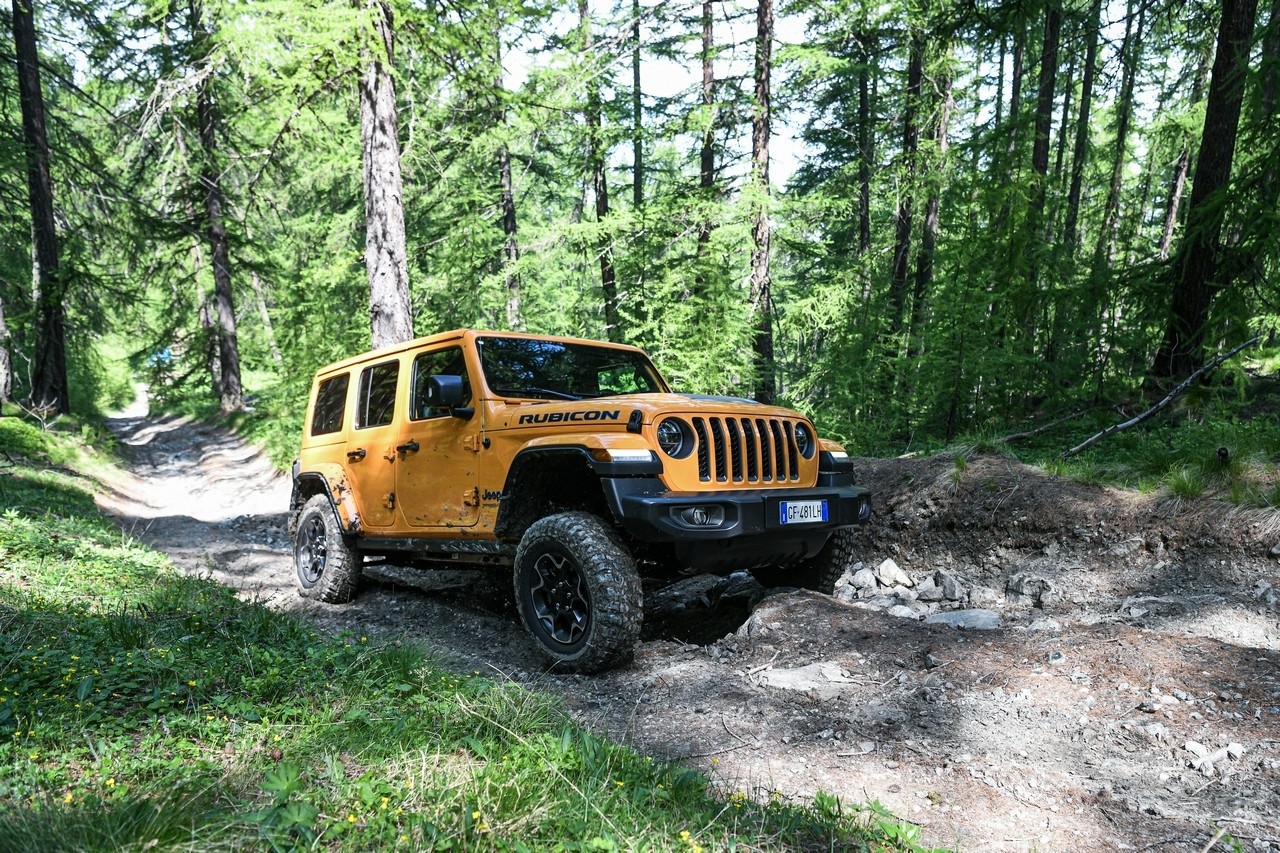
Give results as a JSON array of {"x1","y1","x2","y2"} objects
[
  {"x1": 754, "y1": 528, "x2": 859, "y2": 594},
  {"x1": 293, "y1": 494, "x2": 361, "y2": 603},
  {"x1": 514, "y1": 512, "x2": 642, "y2": 673}
]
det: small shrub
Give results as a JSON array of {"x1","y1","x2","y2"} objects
[{"x1": 1164, "y1": 464, "x2": 1207, "y2": 499}]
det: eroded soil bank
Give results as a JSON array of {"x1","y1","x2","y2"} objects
[{"x1": 98, "y1": 413, "x2": 1280, "y2": 852}]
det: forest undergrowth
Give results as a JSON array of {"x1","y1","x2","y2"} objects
[{"x1": 0, "y1": 412, "x2": 931, "y2": 851}]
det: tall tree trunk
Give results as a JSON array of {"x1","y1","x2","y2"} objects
[
  {"x1": 632, "y1": 0, "x2": 643, "y2": 210},
  {"x1": 1026, "y1": 3, "x2": 1061, "y2": 292},
  {"x1": 361, "y1": 0, "x2": 413, "y2": 348},
  {"x1": 695, "y1": 0, "x2": 716, "y2": 299},
  {"x1": 908, "y1": 61, "x2": 952, "y2": 358},
  {"x1": 1159, "y1": 51, "x2": 1212, "y2": 260},
  {"x1": 250, "y1": 270, "x2": 282, "y2": 365},
  {"x1": 12, "y1": 0, "x2": 68, "y2": 414},
  {"x1": 749, "y1": 0, "x2": 775, "y2": 405},
  {"x1": 1152, "y1": 0, "x2": 1259, "y2": 379},
  {"x1": 191, "y1": 0, "x2": 243, "y2": 413},
  {"x1": 1258, "y1": 0, "x2": 1279, "y2": 191},
  {"x1": 1095, "y1": 0, "x2": 1141, "y2": 266},
  {"x1": 993, "y1": 24, "x2": 1025, "y2": 233},
  {"x1": 580, "y1": 0, "x2": 619, "y2": 341},
  {"x1": 888, "y1": 30, "x2": 922, "y2": 338},
  {"x1": 857, "y1": 29, "x2": 873, "y2": 255},
  {"x1": 1053, "y1": 32, "x2": 1076, "y2": 188},
  {"x1": 499, "y1": 144, "x2": 521, "y2": 329},
  {"x1": 494, "y1": 30, "x2": 521, "y2": 330},
  {"x1": 1063, "y1": 0, "x2": 1101, "y2": 251},
  {"x1": 0, "y1": 292, "x2": 11, "y2": 403},
  {"x1": 1030, "y1": 4, "x2": 1061, "y2": 184}
]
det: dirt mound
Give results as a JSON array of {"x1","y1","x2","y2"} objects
[{"x1": 98, "y1": 417, "x2": 1280, "y2": 852}]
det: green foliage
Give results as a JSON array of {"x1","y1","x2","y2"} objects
[{"x1": 0, "y1": 427, "x2": 919, "y2": 851}]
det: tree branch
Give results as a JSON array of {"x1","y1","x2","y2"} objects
[{"x1": 1061, "y1": 336, "x2": 1260, "y2": 459}]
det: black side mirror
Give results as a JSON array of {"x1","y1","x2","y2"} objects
[{"x1": 427, "y1": 375, "x2": 465, "y2": 408}]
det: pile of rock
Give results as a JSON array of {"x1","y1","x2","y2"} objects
[{"x1": 835, "y1": 558, "x2": 999, "y2": 617}]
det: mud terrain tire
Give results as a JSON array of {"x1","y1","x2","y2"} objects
[
  {"x1": 293, "y1": 494, "x2": 361, "y2": 603},
  {"x1": 514, "y1": 512, "x2": 642, "y2": 673},
  {"x1": 754, "y1": 528, "x2": 859, "y2": 594}
]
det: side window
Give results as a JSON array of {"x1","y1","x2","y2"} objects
[
  {"x1": 411, "y1": 347, "x2": 472, "y2": 420},
  {"x1": 356, "y1": 361, "x2": 399, "y2": 429},
  {"x1": 310, "y1": 373, "x2": 350, "y2": 436}
]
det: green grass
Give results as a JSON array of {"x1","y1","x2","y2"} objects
[{"x1": 0, "y1": 413, "x2": 934, "y2": 851}]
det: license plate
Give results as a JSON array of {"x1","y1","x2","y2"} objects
[{"x1": 779, "y1": 499, "x2": 828, "y2": 525}]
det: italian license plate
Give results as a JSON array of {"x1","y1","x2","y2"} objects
[{"x1": 779, "y1": 499, "x2": 828, "y2": 525}]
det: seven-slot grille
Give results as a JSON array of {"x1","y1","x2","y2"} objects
[{"x1": 690, "y1": 416, "x2": 801, "y2": 483}]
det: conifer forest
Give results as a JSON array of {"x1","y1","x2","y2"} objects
[{"x1": 3, "y1": 0, "x2": 1279, "y2": 453}]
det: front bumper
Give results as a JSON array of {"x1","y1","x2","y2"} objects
[{"x1": 601, "y1": 476, "x2": 871, "y2": 543}]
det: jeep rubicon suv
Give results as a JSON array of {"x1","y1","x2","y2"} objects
[{"x1": 290, "y1": 329, "x2": 870, "y2": 672}]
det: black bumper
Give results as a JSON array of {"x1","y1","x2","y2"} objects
[{"x1": 601, "y1": 476, "x2": 871, "y2": 543}]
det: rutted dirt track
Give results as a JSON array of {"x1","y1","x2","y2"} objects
[{"x1": 97, "y1": 413, "x2": 1280, "y2": 852}]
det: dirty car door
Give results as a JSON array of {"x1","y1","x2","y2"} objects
[{"x1": 394, "y1": 345, "x2": 481, "y2": 529}]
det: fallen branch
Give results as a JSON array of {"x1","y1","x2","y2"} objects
[
  {"x1": 1061, "y1": 336, "x2": 1260, "y2": 460},
  {"x1": 999, "y1": 407, "x2": 1102, "y2": 443}
]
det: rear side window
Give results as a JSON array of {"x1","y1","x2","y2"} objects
[
  {"x1": 357, "y1": 361, "x2": 399, "y2": 429},
  {"x1": 310, "y1": 373, "x2": 350, "y2": 436}
]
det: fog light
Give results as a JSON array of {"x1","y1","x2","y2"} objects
[{"x1": 677, "y1": 505, "x2": 725, "y2": 527}]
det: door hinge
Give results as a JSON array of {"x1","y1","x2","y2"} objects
[
  {"x1": 384, "y1": 492, "x2": 395, "y2": 509},
  {"x1": 464, "y1": 486, "x2": 479, "y2": 507}
]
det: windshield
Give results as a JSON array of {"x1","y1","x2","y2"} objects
[{"x1": 477, "y1": 337, "x2": 667, "y2": 401}]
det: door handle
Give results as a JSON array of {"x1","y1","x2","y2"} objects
[
  {"x1": 396, "y1": 440, "x2": 420, "y2": 454},
  {"x1": 347, "y1": 448, "x2": 366, "y2": 461}
]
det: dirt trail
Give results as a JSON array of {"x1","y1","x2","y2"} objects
[{"x1": 97, "y1": 413, "x2": 1280, "y2": 852}]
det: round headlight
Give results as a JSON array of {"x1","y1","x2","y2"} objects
[
  {"x1": 794, "y1": 423, "x2": 815, "y2": 458},
  {"x1": 656, "y1": 419, "x2": 685, "y2": 457}
]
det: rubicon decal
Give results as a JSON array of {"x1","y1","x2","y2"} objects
[{"x1": 517, "y1": 410, "x2": 621, "y2": 425}]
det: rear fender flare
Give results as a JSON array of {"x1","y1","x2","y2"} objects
[{"x1": 291, "y1": 464, "x2": 362, "y2": 534}]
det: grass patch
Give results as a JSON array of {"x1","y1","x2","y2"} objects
[{"x1": 0, "y1": 415, "x2": 933, "y2": 850}]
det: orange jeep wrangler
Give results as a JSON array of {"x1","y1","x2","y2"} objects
[{"x1": 290, "y1": 329, "x2": 870, "y2": 672}]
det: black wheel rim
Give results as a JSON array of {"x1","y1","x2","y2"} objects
[
  {"x1": 528, "y1": 549, "x2": 590, "y2": 647},
  {"x1": 296, "y1": 514, "x2": 327, "y2": 587}
]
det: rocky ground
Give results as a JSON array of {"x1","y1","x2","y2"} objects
[{"x1": 96, "y1": 412, "x2": 1280, "y2": 852}]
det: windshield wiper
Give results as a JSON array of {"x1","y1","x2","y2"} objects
[{"x1": 492, "y1": 386, "x2": 581, "y2": 401}]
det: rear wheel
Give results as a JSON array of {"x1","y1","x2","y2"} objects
[
  {"x1": 753, "y1": 528, "x2": 859, "y2": 594},
  {"x1": 514, "y1": 512, "x2": 642, "y2": 673},
  {"x1": 293, "y1": 494, "x2": 361, "y2": 603}
]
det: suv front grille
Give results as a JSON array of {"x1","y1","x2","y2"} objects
[{"x1": 691, "y1": 416, "x2": 800, "y2": 483}]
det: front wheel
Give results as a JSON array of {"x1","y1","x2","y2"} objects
[
  {"x1": 514, "y1": 513, "x2": 642, "y2": 673},
  {"x1": 293, "y1": 494, "x2": 361, "y2": 603},
  {"x1": 753, "y1": 528, "x2": 860, "y2": 594}
]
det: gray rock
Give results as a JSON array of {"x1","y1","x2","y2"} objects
[
  {"x1": 755, "y1": 662, "x2": 857, "y2": 701},
  {"x1": 1270, "y1": 542, "x2": 1280, "y2": 558},
  {"x1": 969, "y1": 585, "x2": 1001, "y2": 607},
  {"x1": 851, "y1": 567, "x2": 878, "y2": 589},
  {"x1": 890, "y1": 585, "x2": 918, "y2": 602},
  {"x1": 923, "y1": 609, "x2": 1002, "y2": 630},
  {"x1": 938, "y1": 571, "x2": 965, "y2": 601},
  {"x1": 1028, "y1": 617, "x2": 1062, "y2": 632},
  {"x1": 876, "y1": 558, "x2": 914, "y2": 588},
  {"x1": 1007, "y1": 572, "x2": 1055, "y2": 607},
  {"x1": 916, "y1": 578, "x2": 944, "y2": 602},
  {"x1": 834, "y1": 584, "x2": 858, "y2": 603},
  {"x1": 887, "y1": 604, "x2": 920, "y2": 619}
]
